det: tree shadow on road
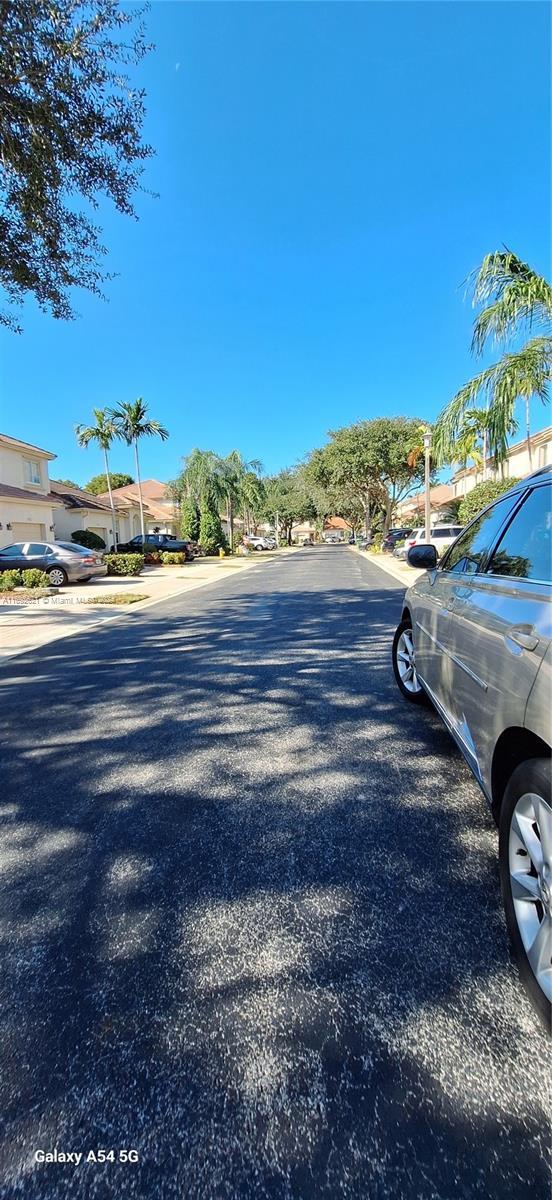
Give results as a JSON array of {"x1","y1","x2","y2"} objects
[{"x1": 0, "y1": 570, "x2": 549, "y2": 1199}]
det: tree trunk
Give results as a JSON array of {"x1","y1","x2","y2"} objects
[
  {"x1": 525, "y1": 397, "x2": 533, "y2": 471},
  {"x1": 383, "y1": 493, "x2": 393, "y2": 537},
  {"x1": 103, "y1": 446, "x2": 118, "y2": 550},
  {"x1": 134, "y1": 440, "x2": 146, "y2": 543}
]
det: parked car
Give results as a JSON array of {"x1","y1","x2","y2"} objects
[
  {"x1": 0, "y1": 540, "x2": 107, "y2": 587},
  {"x1": 323, "y1": 533, "x2": 342, "y2": 544},
  {"x1": 401, "y1": 525, "x2": 464, "y2": 559},
  {"x1": 116, "y1": 533, "x2": 194, "y2": 559},
  {"x1": 244, "y1": 535, "x2": 269, "y2": 551},
  {"x1": 391, "y1": 468, "x2": 552, "y2": 1025},
  {"x1": 302, "y1": 537, "x2": 314, "y2": 546},
  {"x1": 382, "y1": 528, "x2": 413, "y2": 553}
]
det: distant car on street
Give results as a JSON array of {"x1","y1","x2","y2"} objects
[
  {"x1": 0, "y1": 540, "x2": 107, "y2": 587},
  {"x1": 302, "y1": 537, "x2": 314, "y2": 546},
  {"x1": 116, "y1": 533, "x2": 194, "y2": 559},
  {"x1": 244, "y1": 535, "x2": 270, "y2": 551},
  {"x1": 392, "y1": 467, "x2": 552, "y2": 1026}
]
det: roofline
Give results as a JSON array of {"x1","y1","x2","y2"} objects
[{"x1": 0, "y1": 433, "x2": 57, "y2": 460}]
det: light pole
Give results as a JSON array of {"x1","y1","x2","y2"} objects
[{"x1": 423, "y1": 430, "x2": 431, "y2": 543}]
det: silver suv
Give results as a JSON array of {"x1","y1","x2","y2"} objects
[{"x1": 392, "y1": 468, "x2": 551, "y2": 1025}]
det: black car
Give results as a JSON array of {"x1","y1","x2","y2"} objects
[
  {"x1": 381, "y1": 527, "x2": 413, "y2": 553},
  {"x1": 115, "y1": 534, "x2": 194, "y2": 559}
]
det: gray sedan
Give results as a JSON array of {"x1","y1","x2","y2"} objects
[
  {"x1": 0, "y1": 540, "x2": 107, "y2": 586},
  {"x1": 392, "y1": 467, "x2": 551, "y2": 1026}
]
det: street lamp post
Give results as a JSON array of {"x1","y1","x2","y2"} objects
[{"x1": 423, "y1": 430, "x2": 431, "y2": 544}]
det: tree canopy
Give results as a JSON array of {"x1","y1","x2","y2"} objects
[
  {"x1": 84, "y1": 472, "x2": 134, "y2": 495},
  {"x1": 0, "y1": 0, "x2": 152, "y2": 330},
  {"x1": 307, "y1": 417, "x2": 431, "y2": 534}
]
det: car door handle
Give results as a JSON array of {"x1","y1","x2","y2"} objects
[{"x1": 506, "y1": 625, "x2": 540, "y2": 652}]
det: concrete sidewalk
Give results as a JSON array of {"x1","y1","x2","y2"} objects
[{"x1": 349, "y1": 545, "x2": 424, "y2": 586}]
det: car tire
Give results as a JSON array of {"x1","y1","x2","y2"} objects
[
  {"x1": 498, "y1": 757, "x2": 552, "y2": 1029},
  {"x1": 392, "y1": 618, "x2": 427, "y2": 705},
  {"x1": 47, "y1": 567, "x2": 68, "y2": 587}
]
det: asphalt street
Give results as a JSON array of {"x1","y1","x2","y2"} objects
[{"x1": 0, "y1": 546, "x2": 550, "y2": 1199}]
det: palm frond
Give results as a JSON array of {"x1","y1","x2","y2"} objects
[
  {"x1": 434, "y1": 336, "x2": 551, "y2": 465},
  {"x1": 468, "y1": 250, "x2": 552, "y2": 355}
]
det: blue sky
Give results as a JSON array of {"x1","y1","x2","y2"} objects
[{"x1": 1, "y1": 1, "x2": 550, "y2": 485}]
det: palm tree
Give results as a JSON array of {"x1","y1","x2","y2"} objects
[
  {"x1": 110, "y1": 399, "x2": 169, "y2": 542},
  {"x1": 75, "y1": 408, "x2": 119, "y2": 547},
  {"x1": 222, "y1": 451, "x2": 263, "y2": 546},
  {"x1": 435, "y1": 250, "x2": 552, "y2": 472}
]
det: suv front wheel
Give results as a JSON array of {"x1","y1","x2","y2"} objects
[{"x1": 499, "y1": 757, "x2": 552, "y2": 1028}]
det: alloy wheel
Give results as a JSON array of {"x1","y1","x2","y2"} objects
[
  {"x1": 396, "y1": 628, "x2": 422, "y2": 694},
  {"x1": 508, "y1": 791, "x2": 552, "y2": 1003},
  {"x1": 48, "y1": 569, "x2": 66, "y2": 587}
]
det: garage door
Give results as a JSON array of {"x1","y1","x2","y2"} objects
[{"x1": 11, "y1": 523, "x2": 45, "y2": 541}]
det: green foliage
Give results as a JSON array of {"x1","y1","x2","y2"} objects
[
  {"x1": 85, "y1": 473, "x2": 134, "y2": 495},
  {"x1": 199, "y1": 493, "x2": 228, "y2": 555},
  {"x1": 180, "y1": 497, "x2": 200, "y2": 541},
  {"x1": 0, "y1": 569, "x2": 23, "y2": 591},
  {"x1": 0, "y1": 0, "x2": 153, "y2": 331},
  {"x1": 104, "y1": 553, "x2": 144, "y2": 576},
  {"x1": 371, "y1": 534, "x2": 383, "y2": 553},
  {"x1": 435, "y1": 250, "x2": 551, "y2": 467},
  {"x1": 458, "y1": 478, "x2": 522, "y2": 526},
  {"x1": 308, "y1": 417, "x2": 433, "y2": 534},
  {"x1": 110, "y1": 399, "x2": 169, "y2": 448},
  {"x1": 161, "y1": 552, "x2": 187, "y2": 565},
  {"x1": 56, "y1": 478, "x2": 80, "y2": 489},
  {"x1": 71, "y1": 529, "x2": 105, "y2": 551},
  {"x1": 21, "y1": 569, "x2": 51, "y2": 589},
  {"x1": 262, "y1": 469, "x2": 316, "y2": 544}
]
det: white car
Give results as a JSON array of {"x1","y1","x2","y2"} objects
[
  {"x1": 244, "y1": 536, "x2": 269, "y2": 551},
  {"x1": 402, "y1": 524, "x2": 464, "y2": 560}
]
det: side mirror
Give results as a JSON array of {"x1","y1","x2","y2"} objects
[{"x1": 407, "y1": 543, "x2": 438, "y2": 569}]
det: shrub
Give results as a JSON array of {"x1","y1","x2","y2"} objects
[
  {"x1": 180, "y1": 497, "x2": 200, "y2": 542},
  {"x1": 458, "y1": 478, "x2": 522, "y2": 526},
  {"x1": 21, "y1": 569, "x2": 51, "y2": 588},
  {"x1": 71, "y1": 529, "x2": 106, "y2": 551},
  {"x1": 371, "y1": 534, "x2": 383, "y2": 552},
  {"x1": 199, "y1": 494, "x2": 228, "y2": 555},
  {"x1": 0, "y1": 569, "x2": 23, "y2": 591},
  {"x1": 104, "y1": 553, "x2": 144, "y2": 576},
  {"x1": 161, "y1": 551, "x2": 186, "y2": 565}
]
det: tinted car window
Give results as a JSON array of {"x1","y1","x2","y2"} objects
[
  {"x1": 487, "y1": 485, "x2": 552, "y2": 582},
  {"x1": 27, "y1": 543, "x2": 48, "y2": 555},
  {"x1": 0, "y1": 543, "x2": 25, "y2": 556},
  {"x1": 441, "y1": 495, "x2": 518, "y2": 575}
]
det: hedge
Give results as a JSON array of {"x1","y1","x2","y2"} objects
[
  {"x1": 161, "y1": 551, "x2": 187, "y2": 565},
  {"x1": 458, "y1": 478, "x2": 522, "y2": 526},
  {"x1": 104, "y1": 553, "x2": 144, "y2": 576},
  {"x1": 0, "y1": 569, "x2": 51, "y2": 591}
]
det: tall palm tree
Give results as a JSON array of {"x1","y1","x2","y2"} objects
[
  {"x1": 435, "y1": 250, "x2": 552, "y2": 472},
  {"x1": 75, "y1": 409, "x2": 119, "y2": 547},
  {"x1": 110, "y1": 399, "x2": 169, "y2": 542},
  {"x1": 222, "y1": 451, "x2": 263, "y2": 546}
]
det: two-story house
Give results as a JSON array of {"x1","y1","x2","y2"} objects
[{"x1": 0, "y1": 433, "x2": 64, "y2": 549}]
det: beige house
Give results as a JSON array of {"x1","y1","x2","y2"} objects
[
  {"x1": 451, "y1": 425, "x2": 551, "y2": 498},
  {"x1": 50, "y1": 481, "x2": 116, "y2": 548},
  {"x1": 0, "y1": 433, "x2": 64, "y2": 549},
  {"x1": 97, "y1": 479, "x2": 179, "y2": 540},
  {"x1": 395, "y1": 483, "x2": 457, "y2": 525}
]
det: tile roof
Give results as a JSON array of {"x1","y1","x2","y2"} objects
[
  {"x1": 0, "y1": 483, "x2": 63, "y2": 506},
  {"x1": 50, "y1": 481, "x2": 113, "y2": 512}
]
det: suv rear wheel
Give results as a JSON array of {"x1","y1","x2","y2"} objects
[{"x1": 499, "y1": 758, "x2": 552, "y2": 1028}]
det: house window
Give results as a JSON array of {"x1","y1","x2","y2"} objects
[
  {"x1": 538, "y1": 444, "x2": 548, "y2": 468},
  {"x1": 24, "y1": 459, "x2": 41, "y2": 485}
]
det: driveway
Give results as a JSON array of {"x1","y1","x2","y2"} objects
[{"x1": 0, "y1": 547, "x2": 549, "y2": 1199}]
